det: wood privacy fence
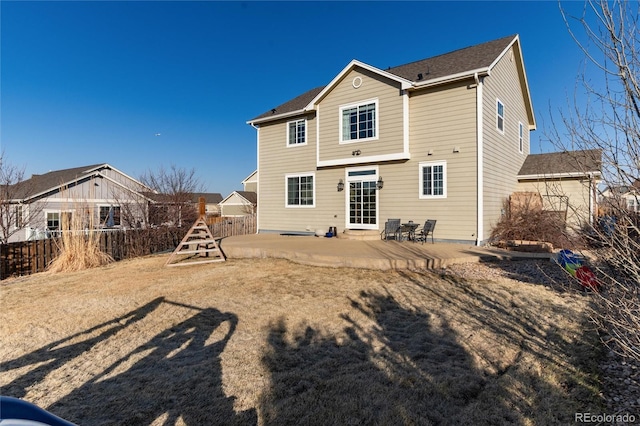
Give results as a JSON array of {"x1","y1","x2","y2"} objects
[{"x1": 0, "y1": 215, "x2": 256, "y2": 280}]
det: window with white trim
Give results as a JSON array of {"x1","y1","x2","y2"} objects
[
  {"x1": 99, "y1": 205, "x2": 121, "y2": 226},
  {"x1": 497, "y1": 99, "x2": 505, "y2": 133},
  {"x1": 15, "y1": 205, "x2": 23, "y2": 228},
  {"x1": 286, "y1": 174, "x2": 315, "y2": 207},
  {"x1": 519, "y1": 122, "x2": 524, "y2": 153},
  {"x1": 287, "y1": 119, "x2": 306, "y2": 146},
  {"x1": 46, "y1": 212, "x2": 60, "y2": 231},
  {"x1": 340, "y1": 100, "x2": 377, "y2": 142},
  {"x1": 419, "y1": 161, "x2": 447, "y2": 199}
]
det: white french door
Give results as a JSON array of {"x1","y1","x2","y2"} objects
[{"x1": 346, "y1": 167, "x2": 378, "y2": 230}]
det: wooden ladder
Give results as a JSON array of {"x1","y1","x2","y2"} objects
[{"x1": 165, "y1": 199, "x2": 226, "y2": 267}]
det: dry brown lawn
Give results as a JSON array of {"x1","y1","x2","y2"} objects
[{"x1": 1, "y1": 255, "x2": 603, "y2": 425}]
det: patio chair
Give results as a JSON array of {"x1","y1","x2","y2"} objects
[
  {"x1": 381, "y1": 219, "x2": 401, "y2": 241},
  {"x1": 416, "y1": 219, "x2": 436, "y2": 244}
]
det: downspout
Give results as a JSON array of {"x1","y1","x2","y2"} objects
[
  {"x1": 475, "y1": 72, "x2": 484, "y2": 246},
  {"x1": 588, "y1": 172, "x2": 595, "y2": 226},
  {"x1": 250, "y1": 122, "x2": 260, "y2": 234}
]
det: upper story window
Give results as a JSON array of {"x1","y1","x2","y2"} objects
[
  {"x1": 519, "y1": 122, "x2": 524, "y2": 153},
  {"x1": 496, "y1": 99, "x2": 505, "y2": 133},
  {"x1": 419, "y1": 161, "x2": 447, "y2": 199},
  {"x1": 340, "y1": 100, "x2": 378, "y2": 142},
  {"x1": 287, "y1": 119, "x2": 306, "y2": 146}
]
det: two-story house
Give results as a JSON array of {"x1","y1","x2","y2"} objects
[{"x1": 248, "y1": 35, "x2": 537, "y2": 245}]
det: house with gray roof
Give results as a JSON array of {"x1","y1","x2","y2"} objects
[
  {"x1": 517, "y1": 149, "x2": 602, "y2": 228},
  {"x1": 247, "y1": 34, "x2": 548, "y2": 244},
  {"x1": 3, "y1": 164, "x2": 153, "y2": 242}
]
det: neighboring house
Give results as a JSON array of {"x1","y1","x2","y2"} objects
[
  {"x1": 4, "y1": 164, "x2": 152, "y2": 242},
  {"x1": 192, "y1": 192, "x2": 223, "y2": 217},
  {"x1": 219, "y1": 191, "x2": 257, "y2": 217},
  {"x1": 600, "y1": 179, "x2": 640, "y2": 214},
  {"x1": 516, "y1": 149, "x2": 602, "y2": 229},
  {"x1": 242, "y1": 171, "x2": 258, "y2": 193},
  {"x1": 247, "y1": 34, "x2": 537, "y2": 244}
]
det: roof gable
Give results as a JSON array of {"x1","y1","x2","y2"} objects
[
  {"x1": 220, "y1": 190, "x2": 257, "y2": 205},
  {"x1": 10, "y1": 163, "x2": 150, "y2": 201}
]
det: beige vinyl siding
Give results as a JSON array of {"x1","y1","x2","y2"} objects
[
  {"x1": 221, "y1": 193, "x2": 254, "y2": 216},
  {"x1": 482, "y1": 46, "x2": 531, "y2": 242},
  {"x1": 258, "y1": 114, "x2": 346, "y2": 233},
  {"x1": 517, "y1": 178, "x2": 594, "y2": 230},
  {"x1": 374, "y1": 80, "x2": 478, "y2": 242},
  {"x1": 258, "y1": 79, "x2": 481, "y2": 241},
  {"x1": 318, "y1": 68, "x2": 405, "y2": 163},
  {"x1": 243, "y1": 181, "x2": 258, "y2": 193}
]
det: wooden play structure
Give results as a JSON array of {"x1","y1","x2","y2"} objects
[{"x1": 164, "y1": 197, "x2": 225, "y2": 267}]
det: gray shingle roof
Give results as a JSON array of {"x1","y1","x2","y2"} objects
[
  {"x1": 250, "y1": 35, "x2": 517, "y2": 122},
  {"x1": 192, "y1": 192, "x2": 223, "y2": 204},
  {"x1": 9, "y1": 164, "x2": 107, "y2": 200},
  {"x1": 250, "y1": 86, "x2": 325, "y2": 122},
  {"x1": 235, "y1": 191, "x2": 257, "y2": 204},
  {"x1": 518, "y1": 149, "x2": 602, "y2": 177},
  {"x1": 386, "y1": 34, "x2": 516, "y2": 82}
]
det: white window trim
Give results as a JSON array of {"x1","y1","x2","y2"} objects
[
  {"x1": 518, "y1": 121, "x2": 524, "y2": 153},
  {"x1": 285, "y1": 172, "x2": 316, "y2": 208},
  {"x1": 496, "y1": 98, "x2": 505, "y2": 134},
  {"x1": 98, "y1": 204, "x2": 121, "y2": 226},
  {"x1": 419, "y1": 161, "x2": 447, "y2": 199},
  {"x1": 286, "y1": 118, "x2": 307, "y2": 147},
  {"x1": 339, "y1": 98, "x2": 379, "y2": 144}
]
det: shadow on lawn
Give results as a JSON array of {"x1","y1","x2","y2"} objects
[
  {"x1": 2, "y1": 298, "x2": 256, "y2": 426},
  {"x1": 259, "y1": 278, "x2": 602, "y2": 425},
  {"x1": 1, "y1": 297, "x2": 165, "y2": 400},
  {"x1": 259, "y1": 291, "x2": 505, "y2": 425}
]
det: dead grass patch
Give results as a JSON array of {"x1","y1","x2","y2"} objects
[{"x1": 0, "y1": 256, "x2": 603, "y2": 425}]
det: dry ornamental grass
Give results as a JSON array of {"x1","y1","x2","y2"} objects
[{"x1": 0, "y1": 255, "x2": 604, "y2": 425}]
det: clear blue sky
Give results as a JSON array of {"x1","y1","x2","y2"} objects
[{"x1": 1, "y1": 1, "x2": 594, "y2": 196}]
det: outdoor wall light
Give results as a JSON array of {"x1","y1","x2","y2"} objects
[
  {"x1": 376, "y1": 176, "x2": 384, "y2": 190},
  {"x1": 337, "y1": 179, "x2": 345, "y2": 192}
]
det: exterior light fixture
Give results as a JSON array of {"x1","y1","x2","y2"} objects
[
  {"x1": 337, "y1": 179, "x2": 344, "y2": 192},
  {"x1": 376, "y1": 176, "x2": 384, "y2": 190}
]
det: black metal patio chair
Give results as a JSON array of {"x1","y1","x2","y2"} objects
[
  {"x1": 416, "y1": 219, "x2": 437, "y2": 244},
  {"x1": 381, "y1": 219, "x2": 401, "y2": 241}
]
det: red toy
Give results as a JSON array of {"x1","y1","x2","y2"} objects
[{"x1": 575, "y1": 265, "x2": 601, "y2": 291}]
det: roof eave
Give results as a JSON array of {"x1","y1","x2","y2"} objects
[
  {"x1": 409, "y1": 68, "x2": 491, "y2": 89},
  {"x1": 247, "y1": 109, "x2": 312, "y2": 126},
  {"x1": 518, "y1": 171, "x2": 602, "y2": 180},
  {"x1": 489, "y1": 35, "x2": 536, "y2": 130}
]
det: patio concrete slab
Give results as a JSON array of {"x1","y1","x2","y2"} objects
[{"x1": 219, "y1": 234, "x2": 553, "y2": 270}]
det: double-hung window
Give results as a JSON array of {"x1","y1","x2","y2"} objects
[
  {"x1": 340, "y1": 100, "x2": 377, "y2": 142},
  {"x1": 286, "y1": 173, "x2": 315, "y2": 207},
  {"x1": 497, "y1": 99, "x2": 505, "y2": 133},
  {"x1": 287, "y1": 119, "x2": 306, "y2": 146},
  {"x1": 419, "y1": 161, "x2": 446, "y2": 199},
  {"x1": 46, "y1": 212, "x2": 60, "y2": 231}
]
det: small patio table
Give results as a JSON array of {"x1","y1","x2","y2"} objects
[{"x1": 401, "y1": 222, "x2": 419, "y2": 242}]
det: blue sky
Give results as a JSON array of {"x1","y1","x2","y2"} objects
[{"x1": 1, "y1": 1, "x2": 594, "y2": 196}]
